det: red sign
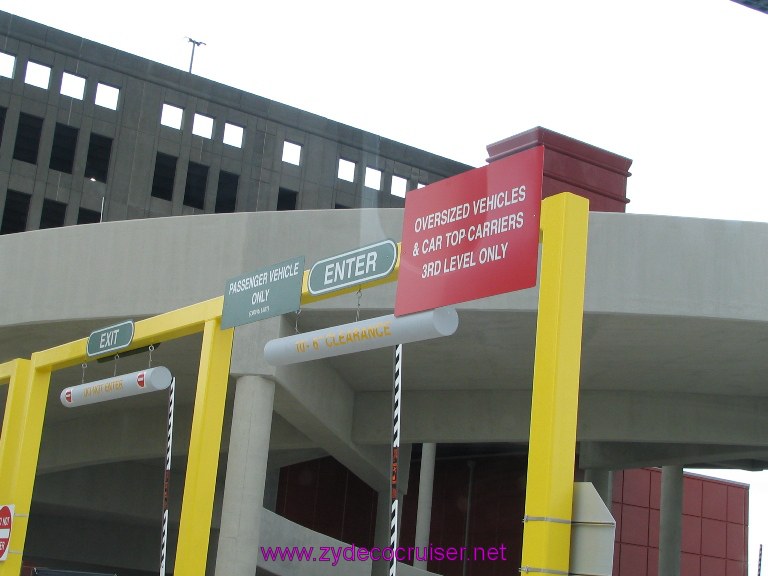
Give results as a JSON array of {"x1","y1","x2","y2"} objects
[
  {"x1": 395, "y1": 146, "x2": 543, "y2": 316},
  {"x1": 137, "y1": 372, "x2": 145, "y2": 388},
  {"x1": 0, "y1": 504, "x2": 13, "y2": 561}
]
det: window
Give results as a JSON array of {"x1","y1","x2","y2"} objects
[
  {"x1": 215, "y1": 171, "x2": 238, "y2": 213},
  {"x1": 77, "y1": 207, "x2": 101, "y2": 224},
  {"x1": 60, "y1": 72, "x2": 86, "y2": 100},
  {"x1": 95, "y1": 83, "x2": 120, "y2": 110},
  {"x1": 1, "y1": 191, "x2": 31, "y2": 234},
  {"x1": 277, "y1": 188, "x2": 297, "y2": 211},
  {"x1": 161, "y1": 103, "x2": 184, "y2": 129},
  {"x1": 84, "y1": 133, "x2": 113, "y2": 183},
  {"x1": 364, "y1": 167, "x2": 382, "y2": 190},
  {"x1": 151, "y1": 152, "x2": 177, "y2": 201},
  {"x1": 282, "y1": 141, "x2": 302, "y2": 166},
  {"x1": 338, "y1": 159, "x2": 356, "y2": 182},
  {"x1": 183, "y1": 161, "x2": 208, "y2": 209},
  {"x1": 13, "y1": 113, "x2": 44, "y2": 164},
  {"x1": 40, "y1": 199, "x2": 67, "y2": 229},
  {"x1": 192, "y1": 113, "x2": 213, "y2": 138},
  {"x1": 0, "y1": 52, "x2": 15, "y2": 78},
  {"x1": 24, "y1": 62, "x2": 51, "y2": 89},
  {"x1": 49, "y1": 123, "x2": 79, "y2": 174},
  {"x1": 223, "y1": 123, "x2": 244, "y2": 148},
  {"x1": 391, "y1": 175, "x2": 408, "y2": 198}
]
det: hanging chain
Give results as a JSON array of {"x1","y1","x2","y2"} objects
[
  {"x1": 356, "y1": 287, "x2": 362, "y2": 322},
  {"x1": 148, "y1": 345, "x2": 154, "y2": 368},
  {"x1": 113, "y1": 354, "x2": 119, "y2": 377},
  {"x1": 81, "y1": 363, "x2": 87, "y2": 384},
  {"x1": 295, "y1": 309, "x2": 301, "y2": 334}
]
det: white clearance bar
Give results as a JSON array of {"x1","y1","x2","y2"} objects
[
  {"x1": 60, "y1": 366, "x2": 173, "y2": 408},
  {"x1": 264, "y1": 308, "x2": 458, "y2": 366}
]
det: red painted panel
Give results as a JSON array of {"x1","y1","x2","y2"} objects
[
  {"x1": 647, "y1": 547, "x2": 659, "y2": 576},
  {"x1": 314, "y1": 457, "x2": 347, "y2": 538},
  {"x1": 702, "y1": 481, "x2": 728, "y2": 521},
  {"x1": 342, "y1": 469, "x2": 378, "y2": 548},
  {"x1": 726, "y1": 486, "x2": 746, "y2": 525},
  {"x1": 613, "y1": 542, "x2": 621, "y2": 576},
  {"x1": 726, "y1": 560, "x2": 746, "y2": 576},
  {"x1": 623, "y1": 469, "x2": 651, "y2": 508},
  {"x1": 648, "y1": 508, "x2": 659, "y2": 549},
  {"x1": 701, "y1": 556, "x2": 726, "y2": 576},
  {"x1": 614, "y1": 501, "x2": 623, "y2": 543},
  {"x1": 684, "y1": 476, "x2": 703, "y2": 516},
  {"x1": 619, "y1": 544, "x2": 648, "y2": 576},
  {"x1": 650, "y1": 468, "x2": 661, "y2": 510},
  {"x1": 726, "y1": 522, "x2": 746, "y2": 562},
  {"x1": 682, "y1": 515, "x2": 702, "y2": 554},
  {"x1": 701, "y1": 518, "x2": 727, "y2": 558},
  {"x1": 621, "y1": 504, "x2": 649, "y2": 546},
  {"x1": 682, "y1": 552, "x2": 702, "y2": 576},
  {"x1": 613, "y1": 470, "x2": 624, "y2": 503}
]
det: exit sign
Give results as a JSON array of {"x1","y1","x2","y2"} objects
[{"x1": 86, "y1": 320, "x2": 135, "y2": 358}]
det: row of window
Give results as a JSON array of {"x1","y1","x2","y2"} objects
[
  {"x1": 161, "y1": 103, "x2": 419, "y2": 198},
  {"x1": 0, "y1": 50, "x2": 120, "y2": 110},
  {"x1": 0, "y1": 180, "x2": 330, "y2": 235},
  {"x1": 0, "y1": 190, "x2": 101, "y2": 234},
  {"x1": 0, "y1": 49, "x2": 423, "y2": 198},
  {"x1": 150, "y1": 152, "x2": 239, "y2": 213},
  {"x1": 1, "y1": 107, "x2": 113, "y2": 182}
]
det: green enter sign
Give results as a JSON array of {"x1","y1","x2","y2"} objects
[
  {"x1": 86, "y1": 320, "x2": 135, "y2": 358},
  {"x1": 308, "y1": 239, "x2": 397, "y2": 296}
]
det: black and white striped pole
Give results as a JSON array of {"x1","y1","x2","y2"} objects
[
  {"x1": 390, "y1": 344, "x2": 402, "y2": 576},
  {"x1": 160, "y1": 377, "x2": 175, "y2": 576}
]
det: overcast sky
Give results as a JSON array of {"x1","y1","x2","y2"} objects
[{"x1": 2, "y1": 0, "x2": 767, "y2": 570}]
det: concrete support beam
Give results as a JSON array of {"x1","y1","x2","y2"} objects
[
  {"x1": 353, "y1": 390, "x2": 768, "y2": 447},
  {"x1": 215, "y1": 375, "x2": 275, "y2": 576},
  {"x1": 582, "y1": 468, "x2": 613, "y2": 508},
  {"x1": 579, "y1": 441, "x2": 768, "y2": 470},
  {"x1": 274, "y1": 359, "x2": 389, "y2": 490},
  {"x1": 659, "y1": 466, "x2": 683, "y2": 576}
]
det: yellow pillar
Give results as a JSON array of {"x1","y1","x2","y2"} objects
[
  {"x1": 521, "y1": 192, "x2": 589, "y2": 575},
  {"x1": 0, "y1": 359, "x2": 31, "y2": 499},
  {"x1": 0, "y1": 358, "x2": 52, "y2": 576},
  {"x1": 174, "y1": 317, "x2": 234, "y2": 575}
]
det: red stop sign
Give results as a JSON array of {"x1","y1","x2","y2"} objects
[{"x1": 0, "y1": 504, "x2": 12, "y2": 561}]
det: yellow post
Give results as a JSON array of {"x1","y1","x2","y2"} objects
[
  {"x1": 174, "y1": 317, "x2": 234, "y2": 575},
  {"x1": 521, "y1": 192, "x2": 589, "y2": 575},
  {"x1": 0, "y1": 358, "x2": 52, "y2": 576},
  {"x1": 0, "y1": 359, "x2": 30, "y2": 498}
]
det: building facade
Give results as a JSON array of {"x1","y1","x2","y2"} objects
[{"x1": 0, "y1": 10, "x2": 469, "y2": 234}]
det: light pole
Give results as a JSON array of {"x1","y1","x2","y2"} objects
[{"x1": 185, "y1": 37, "x2": 206, "y2": 73}]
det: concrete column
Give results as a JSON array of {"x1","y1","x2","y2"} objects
[
  {"x1": 583, "y1": 468, "x2": 613, "y2": 508},
  {"x1": 214, "y1": 375, "x2": 275, "y2": 576},
  {"x1": 659, "y1": 466, "x2": 683, "y2": 576},
  {"x1": 414, "y1": 442, "x2": 436, "y2": 570}
]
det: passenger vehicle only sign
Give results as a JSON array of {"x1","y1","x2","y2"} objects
[{"x1": 395, "y1": 146, "x2": 543, "y2": 316}]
